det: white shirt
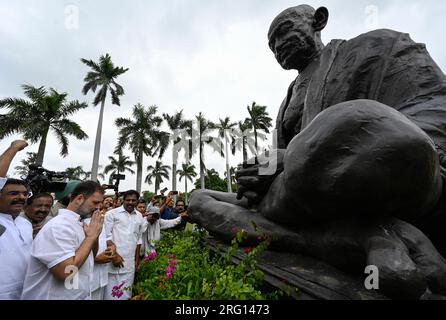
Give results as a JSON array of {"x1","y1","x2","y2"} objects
[
  {"x1": 105, "y1": 206, "x2": 148, "y2": 274},
  {"x1": 19, "y1": 212, "x2": 52, "y2": 238},
  {"x1": 141, "y1": 217, "x2": 182, "y2": 255},
  {"x1": 21, "y1": 209, "x2": 94, "y2": 300},
  {"x1": 84, "y1": 218, "x2": 109, "y2": 292},
  {"x1": 0, "y1": 213, "x2": 32, "y2": 300}
]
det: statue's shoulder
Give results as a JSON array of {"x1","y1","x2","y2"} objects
[
  {"x1": 345, "y1": 29, "x2": 417, "y2": 49},
  {"x1": 328, "y1": 29, "x2": 423, "y2": 64}
]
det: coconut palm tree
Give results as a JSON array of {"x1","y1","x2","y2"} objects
[
  {"x1": 82, "y1": 166, "x2": 105, "y2": 182},
  {"x1": 103, "y1": 153, "x2": 135, "y2": 183},
  {"x1": 245, "y1": 102, "x2": 273, "y2": 155},
  {"x1": 177, "y1": 163, "x2": 197, "y2": 204},
  {"x1": 145, "y1": 161, "x2": 171, "y2": 194},
  {"x1": 163, "y1": 110, "x2": 189, "y2": 192},
  {"x1": 81, "y1": 53, "x2": 129, "y2": 181},
  {"x1": 234, "y1": 119, "x2": 265, "y2": 163},
  {"x1": 115, "y1": 104, "x2": 169, "y2": 193},
  {"x1": 14, "y1": 152, "x2": 38, "y2": 178},
  {"x1": 224, "y1": 166, "x2": 238, "y2": 186},
  {"x1": 0, "y1": 85, "x2": 89, "y2": 165},
  {"x1": 193, "y1": 112, "x2": 218, "y2": 190},
  {"x1": 216, "y1": 117, "x2": 237, "y2": 192},
  {"x1": 65, "y1": 166, "x2": 87, "y2": 180}
]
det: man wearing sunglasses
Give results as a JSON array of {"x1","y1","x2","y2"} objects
[{"x1": 0, "y1": 139, "x2": 30, "y2": 300}]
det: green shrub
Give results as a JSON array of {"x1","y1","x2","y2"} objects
[{"x1": 133, "y1": 228, "x2": 283, "y2": 300}]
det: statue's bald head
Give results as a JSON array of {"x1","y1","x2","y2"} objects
[
  {"x1": 268, "y1": 5, "x2": 329, "y2": 71},
  {"x1": 268, "y1": 5, "x2": 316, "y2": 40}
]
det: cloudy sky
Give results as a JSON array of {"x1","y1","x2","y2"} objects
[{"x1": 1, "y1": 0, "x2": 445, "y2": 192}]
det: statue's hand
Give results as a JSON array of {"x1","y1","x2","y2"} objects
[{"x1": 236, "y1": 149, "x2": 285, "y2": 206}]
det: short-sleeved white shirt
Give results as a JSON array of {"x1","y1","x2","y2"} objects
[
  {"x1": 105, "y1": 206, "x2": 148, "y2": 274},
  {"x1": 0, "y1": 213, "x2": 32, "y2": 300},
  {"x1": 21, "y1": 209, "x2": 94, "y2": 300}
]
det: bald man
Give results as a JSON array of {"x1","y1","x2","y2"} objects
[{"x1": 189, "y1": 5, "x2": 446, "y2": 299}]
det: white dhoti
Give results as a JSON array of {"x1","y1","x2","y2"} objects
[
  {"x1": 91, "y1": 286, "x2": 106, "y2": 300},
  {"x1": 104, "y1": 272, "x2": 135, "y2": 300}
]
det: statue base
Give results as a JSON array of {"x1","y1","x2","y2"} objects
[{"x1": 204, "y1": 236, "x2": 388, "y2": 300}]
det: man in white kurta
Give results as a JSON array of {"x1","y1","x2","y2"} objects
[
  {"x1": 141, "y1": 206, "x2": 184, "y2": 255},
  {"x1": 104, "y1": 190, "x2": 147, "y2": 300},
  {"x1": 0, "y1": 178, "x2": 33, "y2": 300},
  {"x1": 21, "y1": 181, "x2": 104, "y2": 300}
]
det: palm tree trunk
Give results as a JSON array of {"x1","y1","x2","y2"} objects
[
  {"x1": 200, "y1": 143, "x2": 205, "y2": 190},
  {"x1": 242, "y1": 138, "x2": 247, "y2": 164},
  {"x1": 200, "y1": 169, "x2": 205, "y2": 190},
  {"x1": 185, "y1": 179, "x2": 188, "y2": 204},
  {"x1": 36, "y1": 126, "x2": 49, "y2": 166},
  {"x1": 225, "y1": 135, "x2": 232, "y2": 193},
  {"x1": 172, "y1": 147, "x2": 177, "y2": 192},
  {"x1": 155, "y1": 177, "x2": 159, "y2": 195},
  {"x1": 254, "y1": 127, "x2": 258, "y2": 156},
  {"x1": 91, "y1": 99, "x2": 106, "y2": 181},
  {"x1": 136, "y1": 151, "x2": 143, "y2": 193}
]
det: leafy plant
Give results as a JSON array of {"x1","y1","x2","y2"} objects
[{"x1": 133, "y1": 228, "x2": 284, "y2": 300}]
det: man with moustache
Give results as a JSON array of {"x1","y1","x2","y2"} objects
[
  {"x1": 0, "y1": 179, "x2": 32, "y2": 300},
  {"x1": 0, "y1": 135, "x2": 30, "y2": 301},
  {"x1": 21, "y1": 181, "x2": 104, "y2": 300},
  {"x1": 104, "y1": 190, "x2": 148, "y2": 300},
  {"x1": 0, "y1": 139, "x2": 28, "y2": 239},
  {"x1": 20, "y1": 193, "x2": 53, "y2": 238}
]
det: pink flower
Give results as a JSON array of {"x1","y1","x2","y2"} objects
[
  {"x1": 231, "y1": 226, "x2": 238, "y2": 234},
  {"x1": 111, "y1": 281, "x2": 126, "y2": 298},
  {"x1": 169, "y1": 255, "x2": 174, "y2": 259},
  {"x1": 143, "y1": 251, "x2": 158, "y2": 262},
  {"x1": 164, "y1": 259, "x2": 178, "y2": 280}
]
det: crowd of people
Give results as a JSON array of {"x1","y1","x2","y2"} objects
[{"x1": 0, "y1": 140, "x2": 190, "y2": 300}]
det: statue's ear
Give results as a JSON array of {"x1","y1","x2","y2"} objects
[{"x1": 313, "y1": 7, "x2": 329, "y2": 31}]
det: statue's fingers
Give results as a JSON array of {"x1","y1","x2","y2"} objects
[
  {"x1": 393, "y1": 220, "x2": 446, "y2": 295},
  {"x1": 237, "y1": 176, "x2": 260, "y2": 188},
  {"x1": 236, "y1": 186, "x2": 247, "y2": 200},
  {"x1": 244, "y1": 191, "x2": 261, "y2": 203},
  {"x1": 235, "y1": 167, "x2": 259, "y2": 179},
  {"x1": 366, "y1": 234, "x2": 427, "y2": 299}
]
